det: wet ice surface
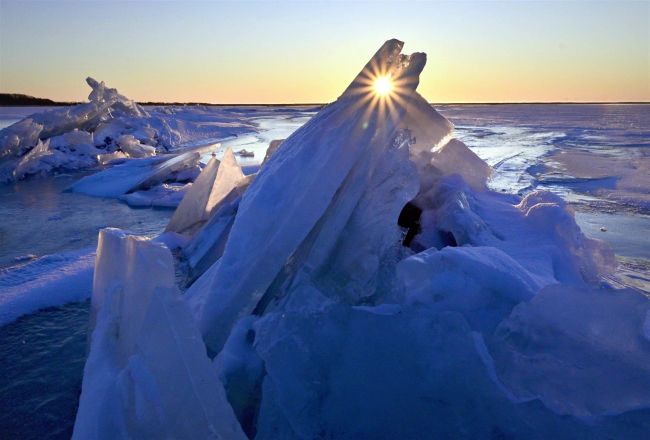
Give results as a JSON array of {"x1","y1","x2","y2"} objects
[
  {"x1": 438, "y1": 104, "x2": 650, "y2": 292},
  {"x1": 0, "y1": 103, "x2": 648, "y2": 439},
  {"x1": 0, "y1": 176, "x2": 172, "y2": 269},
  {"x1": 0, "y1": 301, "x2": 89, "y2": 440}
]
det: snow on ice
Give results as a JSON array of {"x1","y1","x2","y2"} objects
[
  {"x1": 71, "y1": 39, "x2": 650, "y2": 438},
  {"x1": 0, "y1": 248, "x2": 94, "y2": 326}
]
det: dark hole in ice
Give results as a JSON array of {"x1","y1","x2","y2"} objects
[
  {"x1": 439, "y1": 229, "x2": 457, "y2": 247},
  {"x1": 398, "y1": 202, "x2": 422, "y2": 247}
]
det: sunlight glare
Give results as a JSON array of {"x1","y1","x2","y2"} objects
[{"x1": 373, "y1": 76, "x2": 393, "y2": 97}]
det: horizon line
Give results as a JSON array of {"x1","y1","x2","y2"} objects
[{"x1": 1, "y1": 93, "x2": 648, "y2": 107}]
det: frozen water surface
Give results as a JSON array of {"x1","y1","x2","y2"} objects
[
  {"x1": 0, "y1": 101, "x2": 648, "y2": 438},
  {"x1": 0, "y1": 176, "x2": 171, "y2": 268}
]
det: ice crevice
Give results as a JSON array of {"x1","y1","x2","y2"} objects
[{"x1": 74, "y1": 39, "x2": 650, "y2": 438}]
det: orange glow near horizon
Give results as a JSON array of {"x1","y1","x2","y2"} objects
[{"x1": 1, "y1": 1, "x2": 648, "y2": 104}]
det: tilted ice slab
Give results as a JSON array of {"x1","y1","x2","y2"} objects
[
  {"x1": 167, "y1": 148, "x2": 246, "y2": 235},
  {"x1": 166, "y1": 156, "x2": 221, "y2": 233},
  {"x1": 0, "y1": 248, "x2": 94, "y2": 327},
  {"x1": 70, "y1": 156, "x2": 171, "y2": 197},
  {"x1": 174, "y1": 150, "x2": 252, "y2": 279},
  {"x1": 191, "y1": 39, "x2": 454, "y2": 353},
  {"x1": 430, "y1": 138, "x2": 493, "y2": 191},
  {"x1": 70, "y1": 142, "x2": 219, "y2": 198},
  {"x1": 402, "y1": 91, "x2": 454, "y2": 155},
  {"x1": 73, "y1": 228, "x2": 245, "y2": 440}
]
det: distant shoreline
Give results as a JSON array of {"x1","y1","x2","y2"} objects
[{"x1": 1, "y1": 93, "x2": 648, "y2": 107}]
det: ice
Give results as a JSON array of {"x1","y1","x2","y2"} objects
[
  {"x1": 213, "y1": 316, "x2": 264, "y2": 436},
  {"x1": 205, "y1": 149, "x2": 247, "y2": 213},
  {"x1": 10, "y1": 136, "x2": 98, "y2": 180},
  {"x1": 64, "y1": 40, "x2": 649, "y2": 438},
  {"x1": 539, "y1": 148, "x2": 650, "y2": 213},
  {"x1": 166, "y1": 148, "x2": 246, "y2": 235},
  {"x1": 97, "y1": 151, "x2": 127, "y2": 165},
  {"x1": 166, "y1": 155, "x2": 221, "y2": 233},
  {"x1": 0, "y1": 77, "x2": 147, "y2": 157},
  {"x1": 411, "y1": 176, "x2": 615, "y2": 287},
  {"x1": 12, "y1": 139, "x2": 55, "y2": 179},
  {"x1": 121, "y1": 183, "x2": 190, "y2": 208},
  {"x1": 644, "y1": 310, "x2": 650, "y2": 342},
  {"x1": 261, "y1": 139, "x2": 284, "y2": 166},
  {"x1": 115, "y1": 134, "x2": 156, "y2": 158},
  {"x1": 70, "y1": 143, "x2": 218, "y2": 198},
  {"x1": 430, "y1": 138, "x2": 493, "y2": 191},
  {"x1": 194, "y1": 39, "x2": 439, "y2": 353},
  {"x1": 0, "y1": 78, "x2": 158, "y2": 180},
  {"x1": 48, "y1": 129, "x2": 94, "y2": 150},
  {"x1": 181, "y1": 177, "x2": 249, "y2": 279},
  {"x1": 490, "y1": 284, "x2": 650, "y2": 417},
  {"x1": 73, "y1": 228, "x2": 245, "y2": 440},
  {"x1": 290, "y1": 129, "x2": 418, "y2": 304},
  {"x1": 402, "y1": 91, "x2": 454, "y2": 155},
  {"x1": 252, "y1": 304, "x2": 649, "y2": 439},
  {"x1": 0, "y1": 118, "x2": 43, "y2": 159},
  {"x1": 0, "y1": 248, "x2": 94, "y2": 326},
  {"x1": 166, "y1": 148, "x2": 250, "y2": 278},
  {"x1": 0, "y1": 92, "x2": 313, "y2": 182},
  {"x1": 396, "y1": 246, "x2": 540, "y2": 333},
  {"x1": 70, "y1": 156, "x2": 170, "y2": 198}
]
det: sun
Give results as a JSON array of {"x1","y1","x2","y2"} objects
[{"x1": 373, "y1": 75, "x2": 393, "y2": 97}]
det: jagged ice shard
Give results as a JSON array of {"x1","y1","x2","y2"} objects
[
  {"x1": 191, "y1": 39, "x2": 452, "y2": 353},
  {"x1": 73, "y1": 229, "x2": 245, "y2": 440}
]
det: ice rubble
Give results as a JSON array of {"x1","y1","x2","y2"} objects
[
  {"x1": 0, "y1": 78, "x2": 160, "y2": 181},
  {"x1": 0, "y1": 77, "x2": 259, "y2": 182},
  {"x1": 76, "y1": 39, "x2": 650, "y2": 438}
]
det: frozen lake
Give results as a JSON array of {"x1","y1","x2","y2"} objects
[{"x1": 0, "y1": 103, "x2": 649, "y2": 438}]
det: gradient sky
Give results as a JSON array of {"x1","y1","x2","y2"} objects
[{"x1": 1, "y1": 0, "x2": 648, "y2": 103}]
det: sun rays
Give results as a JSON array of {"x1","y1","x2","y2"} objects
[
  {"x1": 345, "y1": 55, "x2": 419, "y2": 130},
  {"x1": 373, "y1": 75, "x2": 393, "y2": 97}
]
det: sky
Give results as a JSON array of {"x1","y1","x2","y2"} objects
[{"x1": 0, "y1": 0, "x2": 648, "y2": 103}]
